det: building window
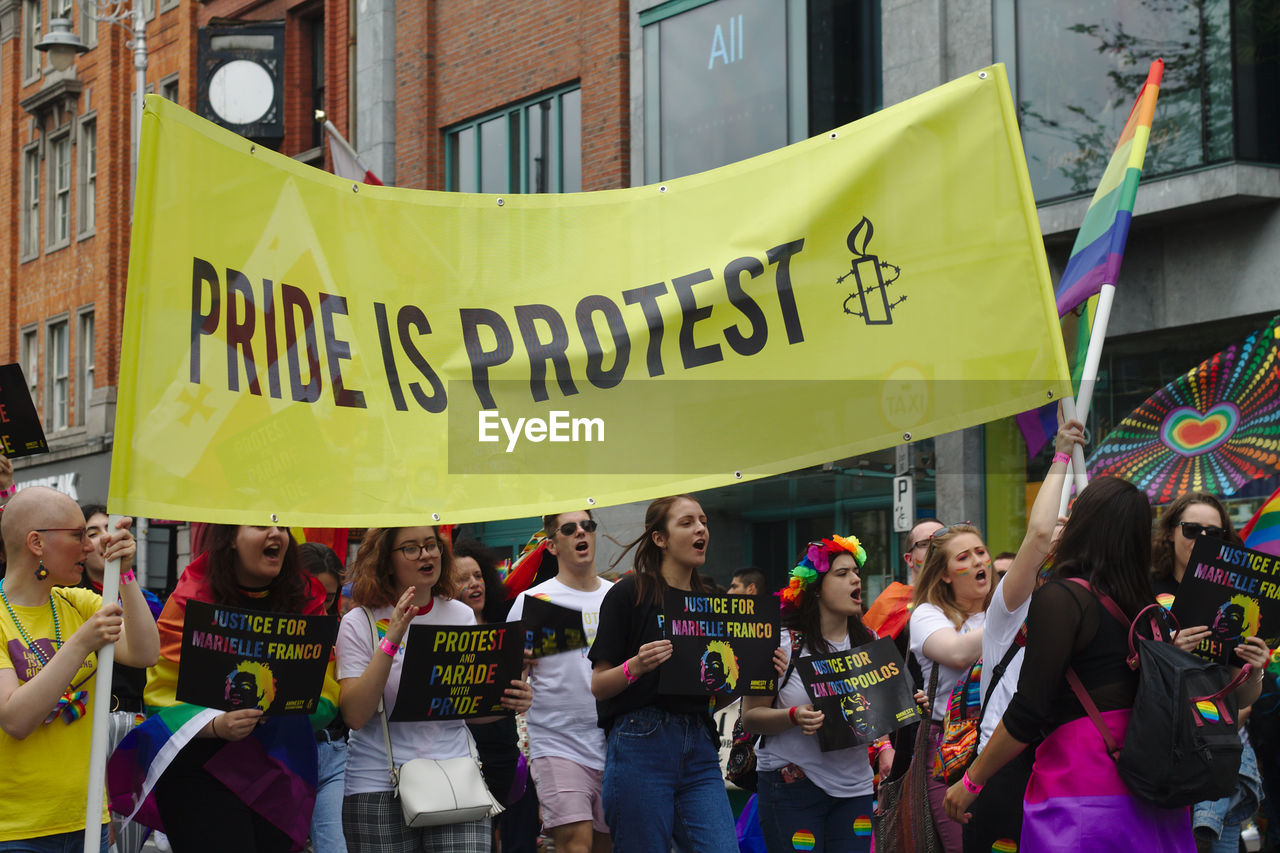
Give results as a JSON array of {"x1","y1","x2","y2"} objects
[
  {"x1": 160, "y1": 75, "x2": 179, "y2": 102},
  {"x1": 21, "y1": 328, "x2": 39, "y2": 412},
  {"x1": 21, "y1": 145, "x2": 41, "y2": 259},
  {"x1": 80, "y1": 0, "x2": 97, "y2": 48},
  {"x1": 48, "y1": 133, "x2": 72, "y2": 249},
  {"x1": 641, "y1": 0, "x2": 881, "y2": 182},
  {"x1": 23, "y1": 0, "x2": 41, "y2": 81},
  {"x1": 79, "y1": 118, "x2": 97, "y2": 236},
  {"x1": 47, "y1": 320, "x2": 69, "y2": 431},
  {"x1": 1004, "y1": 0, "x2": 1280, "y2": 201},
  {"x1": 78, "y1": 310, "x2": 95, "y2": 425},
  {"x1": 445, "y1": 85, "x2": 582, "y2": 193}
]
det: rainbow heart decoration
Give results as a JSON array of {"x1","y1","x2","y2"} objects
[
  {"x1": 1160, "y1": 403, "x2": 1240, "y2": 457},
  {"x1": 1195, "y1": 700, "x2": 1220, "y2": 723}
]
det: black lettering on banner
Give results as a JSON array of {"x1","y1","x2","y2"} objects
[
  {"x1": 373, "y1": 302, "x2": 408, "y2": 412},
  {"x1": 398, "y1": 306, "x2": 448, "y2": 414},
  {"x1": 281, "y1": 284, "x2": 322, "y2": 403},
  {"x1": 514, "y1": 304, "x2": 579, "y2": 402},
  {"x1": 318, "y1": 293, "x2": 366, "y2": 409},
  {"x1": 673, "y1": 268, "x2": 723, "y2": 370},
  {"x1": 575, "y1": 295, "x2": 630, "y2": 390},
  {"x1": 460, "y1": 308, "x2": 514, "y2": 410},
  {"x1": 622, "y1": 282, "x2": 669, "y2": 377},
  {"x1": 225, "y1": 269, "x2": 263, "y2": 396},
  {"x1": 722, "y1": 256, "x2": 768, "y2": 357},
  {"x1": 262, "y1": 279, "x2": 282, "y2": 399},
  {"x1": 767, "y1": 239, "x2": 806, "y2": 344},
  {"x1": 190, "y1": 257, "x2": 221, "y2": 384}
]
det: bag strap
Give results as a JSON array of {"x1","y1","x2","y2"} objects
[
  {"x1": 1064, "y1": 665, "x2": 1121, "y2": 759},
  {"x1": 975, "y1": 626, "x2": 1025, "y2": 728},
  {"x1": 1065, "y1": 577, "x2": 1150, "y2": 669},
  {"x1": 759, "y1": 629, "x2": 807, "y2": 749},
  {"x1": 365, "y1": 607, "x2": 399, "y2": 788}
]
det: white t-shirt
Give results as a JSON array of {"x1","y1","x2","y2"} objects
[
  {"x1": 978, "y1": 577, "x2": 1030, "y2": 751},
  {"x1": 756, "y1": 631, "x2": 875, "y2": 799},
  {"x1": 508, "y1": 575, "x2": 613, "y2": 770},
  {"x1": 909, "y1": 603, "x2": 985, "y2": 722},
  {"x1": 336, "y1": 597, "x2": 476, "y2": 796}
]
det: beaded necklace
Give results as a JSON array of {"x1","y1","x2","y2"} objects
[{"x1": 0, "y1": 578, "x2": 61, "y2": 666}]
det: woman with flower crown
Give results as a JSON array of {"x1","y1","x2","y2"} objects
[{"x1": 742, "y1": 534, "x2": 879, "y2": 853}]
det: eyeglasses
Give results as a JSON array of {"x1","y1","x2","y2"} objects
[
  {"x1": 395, "y1": 541, "x2": 442, "y2": 559},
  {"x1": 1179, "y1": 522, "x2": 1226, "y2": 540},
  {"x1": 558, "y1": 519, "x2": 598, "y2": 536},
  {"x1": 37, "y1": 527, "x2": 90, "y2": 542}
]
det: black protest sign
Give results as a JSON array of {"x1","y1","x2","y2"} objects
[
  {"x1": 177, "y1": 601, "x2": 337, "y2": 715},
  {"x1": 521, "y1": 595, "x2": 588, "y2": 658},
  {"x1": 1171, "y1": 537, "x2": 1280, "y2": 665},
  {"x1": 390, "y1": 621, "x2": 523, "y2": 721},
  {"x1": 659, "y1": 591, "x2": 780, "y2": 697},
  {"x1": 0, "y1": 363, "x2": 47, "y2": 458},
  {"x1": 796, "y1": 636, "x2": 920, "y2": 751}
]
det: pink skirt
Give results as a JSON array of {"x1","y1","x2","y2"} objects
[{"x1": 1020, "y1": 709, "x2": 1194, "y2": 852}]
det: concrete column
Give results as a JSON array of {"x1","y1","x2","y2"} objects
[
  {"x1": 355, "y1": 0, "x2": 397, "y2": 184},
  {"x1": 934, "y1": 426, "x2": 985, "y2": 532}
]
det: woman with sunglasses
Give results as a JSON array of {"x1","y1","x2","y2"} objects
[
  {"x1": 743, "y1": 534, "x2": 878, "y2": 853},
  {"x1": 336, "y1": 527, "x2": 532, "y2": 852},
  {"x1": 909, "y1": 522, "x2": 993, "y2": 852}
]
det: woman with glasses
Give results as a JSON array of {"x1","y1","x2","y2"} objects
[
  {"x1": 909, "y1": 522, "x2": 994, "y2": 852},
  {"x1": 336, "y1": 527, "x2": 532, "y2": 852},
  {"x1": 743, "y1": 534, "x2": 878, "y2": 853}
]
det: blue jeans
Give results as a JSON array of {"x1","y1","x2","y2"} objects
[
  {"x1": 0, "y1": 826, "x2": 108, "y2": 853},
  {"x1": 602, "y1": 708, "x2": 736, "y2": 853},
  {"x1": 311, "y1": 737, "x2": 349, "y2": 853},
  {"x1": 756, "y1": 771, "x2": 873, "y2": 853}
]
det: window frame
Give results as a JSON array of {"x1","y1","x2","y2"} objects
[
  {"x1": 20, "y1": 326, "x2": 40, "y2": 420},
  {"x1": 79, "y1": 0, "x2": 98, "y2": 48},
  {"x1": 78, "y1": 114, "x2": 97, "y2": 238},
  {"x1": 159, "y1": 73, "x2": 179, "y2": 103},
  {"x1": 20, "y1": 142, "x2": 42, "y2": 262},
  {"x1": 46, "y1": 316, "x2": 70, "y2": 432},
  {"x1": 46, "y1": 129, "x2": 73, "y2": 251},
  {"x1": 23, "y1": 0, "x2": 42, "y2": 84},
  {"x1": 76, "y1": 307, "x2": 95, "y2": 427}
]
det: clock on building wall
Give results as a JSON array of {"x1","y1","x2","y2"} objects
[{"x1": 196, "y1": 21, "x2": 285, "y2": 144}]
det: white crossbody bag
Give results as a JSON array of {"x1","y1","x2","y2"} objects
[{"x1": 365, "y1": 608, "x2": 504, "y2": 827}]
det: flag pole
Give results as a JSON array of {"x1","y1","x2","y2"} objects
[
  {"x1": 1059, "y1": 283, "x2": 1118, "y2": 515},
  {"x1": 83, "y1": 515, "x2": 125, "y2": 852}
]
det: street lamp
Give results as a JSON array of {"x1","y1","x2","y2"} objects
[{"x1": 34, "y1": 17, "x2": 89, "y2": 70}]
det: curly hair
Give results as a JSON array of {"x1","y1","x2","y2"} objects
[
  {"x1": 202, "y1": 525, "x2": 311, "y2": 613},
  {"x1": 912, "y1": 523, "x2": 994, "y2": 629},
  {"x1": 349, "y1": 526, "x2": 456, "y2": 608},
  {"x1": 1151, "y1": 492, "x2": 1241, "y2": 581}
]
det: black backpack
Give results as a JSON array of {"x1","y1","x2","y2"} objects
[{"x1": 1065, "y1": 578, "x2": 1248, "y2": 809}]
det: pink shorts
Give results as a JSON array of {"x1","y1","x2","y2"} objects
[{"x1": 529, "y1": 755, "x2": 608, "y2": 833}]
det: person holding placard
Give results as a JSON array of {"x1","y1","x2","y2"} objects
[
  {"x1": 909, "y1": 523, "x2": 993, "y2": 852},
  {"x1": 109, "y1": 524, "x2": 340, "y2": 853},
  {"x1": 742, "y1": 534, "x2": 878, "y2": 853},
  {"x1": 0, "y1": 486, "x2": 156, "y2": 851},
  {"x1": 588, "y1": 495, "x2": 737, "y2": 853},
  {"x1": 508, "y1": 510, "x2": 613, "y2": 853},
  {"x1": 336, "y1": 526, "x2": 532, "y2": 853}
]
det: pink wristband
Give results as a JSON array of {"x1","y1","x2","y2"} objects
[
  {"x1": 1051, "y1": 451, "x2": 1071, "y2": 465},
  {"x1": 378, "y1": 637, "x2": 400, "y2": 657},
  {"x1": 961, "y1": 770, "x2": 983, "y2": 794},
  {"x1": 788, "y1": 706, "x2": 799, "y2": 726},
  {"x1": 0, "y1": 483, "x2": 15, "y2": 500},
  {"x1": 622, "y1": 659, "x2": 638, "y2": 683},
  {"x1": 119, "y1": 569, "x2": 136, "y2": 586}
]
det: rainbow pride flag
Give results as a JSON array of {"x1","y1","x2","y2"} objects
[
  {"x1": 108, "y1": 552, "x2": 339, "y2": 847},
  {"x1": 1243, "y1": 484, "x2": 1280, "y2": 557},
  {"x1": 1017, "y1": 59, "x2": 1163, "y2": 455}
]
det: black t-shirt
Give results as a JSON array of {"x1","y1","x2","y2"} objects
[
  {"x1": 1151, "y1": 573, "x2": 1180, "y2": 599},
  {"x1": 587, "y1": 574, "x2": 712, "y2": 733}
]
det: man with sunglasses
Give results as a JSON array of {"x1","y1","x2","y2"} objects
[{"x1": 507, "y1": 511, "x2": 613, "y2": 853}]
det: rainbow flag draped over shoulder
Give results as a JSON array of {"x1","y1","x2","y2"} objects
[
  {"x1": 107, "y1": 553, "x2": 339, "y2": 848},
  {"x1": 1017, "y1": 59, "x2": 1164, "y2": 454},
  {"x1": 1243, "y1": 484, "x2": 1280, "y2": 557}
]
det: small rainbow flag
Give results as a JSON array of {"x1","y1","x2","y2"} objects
[
  {"x1": 1242, "y1": 484, "x2": 1280, "y2": 557},
  {"x1": 853, "y1": 815, "x2": 873, "y2": 837},
  {"x1": 992, "y1": 840, "x2": 1019, "y2": 852},
  {"x1": 791, "y1": 830, "x2": 817, "y2": 850}
]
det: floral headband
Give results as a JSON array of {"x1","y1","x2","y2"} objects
[{"x1": 777, "y1": 534, "x2": 867, "y2": 610}]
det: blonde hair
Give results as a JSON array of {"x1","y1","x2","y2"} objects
[{"x1": 912, "y1": 523, "x2": 994, "y2": 628}]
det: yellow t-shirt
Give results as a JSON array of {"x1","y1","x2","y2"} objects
[{"x1": 0, "y1": 585, "x2": 109, "y2": 841}]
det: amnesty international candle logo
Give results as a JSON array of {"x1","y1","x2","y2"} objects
[
  {"x1": 177, "y1": 601, "x2": 337, "y2": 715},
  {"x1": 797, "y1": 636, "x2": 919, "y2": 752},
  {"x1": 390, "y1": 621, "x2": 524, "y2": 721},
  {"x1": 1172, "y1": 537, "x2": 1280, "y2": 665},
  {"x1": 660, "y1": 591, "x2": 780, "y2": 697}
]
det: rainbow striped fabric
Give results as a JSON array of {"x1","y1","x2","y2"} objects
[
  {"x1": 107, "y1": 553, "x2": 340, "y2": 847},
  {"x1": 1243, "y1": 484, "x2": 1280, "y2": 557}
]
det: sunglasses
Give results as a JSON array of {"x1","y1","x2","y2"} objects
[
  {"x1": 918, "y1": 521, "x2": 974, "y2": 551},
  {"x1": 558, "y1": 519, "x2": 598, "y2": 536},
  {"x1": 1178, "y1": 521, "x2": 1226, "y2": 540}
]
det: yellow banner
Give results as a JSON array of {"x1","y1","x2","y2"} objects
[{"x1": 110, "y1": 65, "x2": 1069, "y2": 526}]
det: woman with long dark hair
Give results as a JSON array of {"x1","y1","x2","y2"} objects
[
  {"x1": 336, "y1": 526, "x2": 531, "y2": 853},
  {"x1": 111, "y1": 524, "x2": 339, "y2": 852},
  {"x1": 743, "y1": 535, "x2": 878, "y2": 853},
  {"x1": 943, "y1": 477, "x2": 1268, "y2": 850},
  {"x1": 588, "y1": 495, "x2": 736, "y2": 852}
]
